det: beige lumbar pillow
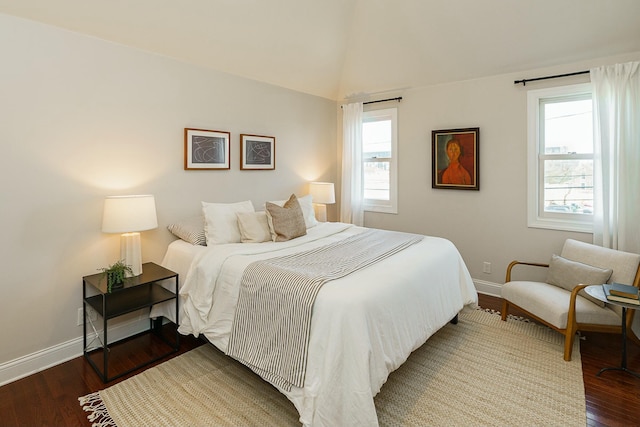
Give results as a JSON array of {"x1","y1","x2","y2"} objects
[
  {"x1": 265, "y1": 194, "x2": 307, "y2": 242},
  {"x1": 546, "y1": 254, "x2": 613, "y2": 307},
  {"x1": 237, "y1": 211, "x2": 272, "y2": 243}
]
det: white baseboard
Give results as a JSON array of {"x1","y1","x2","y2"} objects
[
  {"x1": 1, "y1": 280, "x2": 503, "y2": 387},
  {"x1": 473, "y1": 279, "x2": 502, "y2": 298},
  {"x1": 0, "y1": 317, "x2": 149, "y2": 387}
]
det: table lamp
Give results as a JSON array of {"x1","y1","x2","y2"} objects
[
  {"x1": 101, "y1": 195, "x2": 158, "y2": 276},
  {"x1": 309, "y1": 182, "x2": 335, "y2": 222}
]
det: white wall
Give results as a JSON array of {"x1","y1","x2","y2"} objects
[
  {"x1": 356, "y1": 51, "x2": 640, "y2": 295},
  {"x1": 0, "y1": 14, "x2": 336, "y2": 375}
]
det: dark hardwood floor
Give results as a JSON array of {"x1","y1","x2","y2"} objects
[
  {"x1": 0, "y1": 326, "x2": 206, "y2": 426},
  {"x1": 0, "y1": 294, "x2": 638, "y2": 426}
]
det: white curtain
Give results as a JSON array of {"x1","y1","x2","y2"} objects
[
  {"x1": 591, "y1": 61, "x2": 640, "y2": 253},
  {"x1": 340, "y1": 102, "x2": 364, "y2": 226}
]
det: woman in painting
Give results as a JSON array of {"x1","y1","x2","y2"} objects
[{"x1": 441, "y1": 139, "x2": 471, "y2": 185}]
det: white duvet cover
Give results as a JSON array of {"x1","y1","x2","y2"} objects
[{"x1": 155, "y1": 222, "x2": 478, "y2": 426}]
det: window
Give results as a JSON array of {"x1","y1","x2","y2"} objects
[
  {"x1": 362, "y1": 107, "x2": 398, "y2": 214},
  {"x1": 527, "y1": 83, "x2": 593, "y2": 232}
]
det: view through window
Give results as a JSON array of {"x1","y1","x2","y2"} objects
[
  {"x1": 362, "y1": 107, "x2": 397, "y2": 213},
  {"x1": 363, "y1": 119, "x2": 390, "y2": 200},
  {"x1": 540, "y1": 94, "x2": 593, "y2": 215}
]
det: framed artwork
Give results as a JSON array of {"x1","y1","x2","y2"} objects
[
  {"x1": 432, "y1": 127, "x2": 479, "y2": 190},
  {"x1": 240, "y1": 134, "x2": 275, "y2": 170},
  {"x1": 184, "y1": 128, "x2": 231, "y2": 170}
]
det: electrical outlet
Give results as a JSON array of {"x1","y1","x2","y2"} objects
[
  {"x1": 483, "y1": 262, "x2": 491, "y2": 274},
  {"x1": 77, "y1": 307, "x2": 98, "y2": 326}
]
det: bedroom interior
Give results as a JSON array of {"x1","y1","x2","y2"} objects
[{"x1": 1, "y1": 1, "x2": 640, "y2": 426}]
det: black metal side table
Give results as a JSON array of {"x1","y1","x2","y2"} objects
[
  {"x1": 82, "y1": 262, "x2": 179, "y2": 382},
  {"x1": 584, "y1": 285, "x2": 640, "y2": 379}
]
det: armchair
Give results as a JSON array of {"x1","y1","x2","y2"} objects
[{"x1": 501, "y1": 239, "x2": 640, "y2": 361}]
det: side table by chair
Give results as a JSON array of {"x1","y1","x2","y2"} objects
[{"x1": 584, "y1": 285, "x2": 640, "y2": 379}]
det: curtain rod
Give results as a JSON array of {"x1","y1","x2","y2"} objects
[
  {"x1": 364, "y1": 96, "x2": 402, "y2": 105},
  {"x1": 514, "y1": 70, "x2": 589, "y2": 86},
  {"x1": 341, "y1": 96, "x2": 402, "y2": 108}
]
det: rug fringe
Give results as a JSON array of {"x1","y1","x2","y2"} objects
[
  {"x1": 475, "y1": 306, "x2": 588, "y2": 340},
  {"x1": 476, "y1": 306, "x2": 532, "y2": 323},
  {"x1": 78, "y1": 391, "x2": 116, "y2": 427}
]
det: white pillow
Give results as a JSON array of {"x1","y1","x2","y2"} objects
[
  {"x1": 202, "y1": 200, "x2": 255, "y2": 244},
  {"x1": 268, "y1": 194, "x2": 318, "y2": 228},
  {"x1": 237, "y1": 211, "x2": 272, "y2": 243}
]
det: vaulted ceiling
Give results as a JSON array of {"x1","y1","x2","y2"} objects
[{"x1": 1, "y1": 0, "x2": 640, "y2": 100}]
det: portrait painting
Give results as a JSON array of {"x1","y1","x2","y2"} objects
[{"x1": 432, "y1": 127, "x2": 479, "y2": 190}]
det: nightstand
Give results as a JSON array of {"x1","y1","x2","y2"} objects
[{"x1": 82, "y1": 262, "x2": 179, "y2": 382}]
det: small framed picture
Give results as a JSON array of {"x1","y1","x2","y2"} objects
[
  {"x1": 240, "y1": 134, "x2": 275, "y2": 170},
  {"x1": 432, "y1": 127, "x2": 479, "y2": 190},
  {"x1": 184, "y1": 128, "x2": 231, "y2": 170}
]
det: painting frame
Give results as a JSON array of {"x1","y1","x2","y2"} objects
[
  {"x1": 240, "y1": 134, "x2": 276, "y2": 170},
  {"x1": 184, "y1": 128, "x2": 231, "y2": 170},
  {"x1": 432, "y1": 127, "x2": 479, "y2": 190}
]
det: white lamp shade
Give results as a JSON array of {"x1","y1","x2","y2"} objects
[
  {"x1": 102, "y1": 195, "x2": 158, "y2": 233},
  {"x1": 102, "y1": 195, "x2": 157, "y2": 277},
  {"x1": 309, "y1": 182, "x2": 336, "y2": 205}
]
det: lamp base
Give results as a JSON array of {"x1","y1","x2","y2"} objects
[
  {"x1": 313, "y1": 203, "x2": 328, "y2": 222},
  {"x1": 120, "y1": 232, "x2": 143, "y2": 276}
]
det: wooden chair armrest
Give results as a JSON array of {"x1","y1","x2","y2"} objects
[
  {"x1": 569, "y1": 283, "x2": 589, "y2": 300},
  {"x1": 505, "y1": 260, "x2": 550, "y2": 282},
  {"x1": 567, "y1": 283, "x2": 590, "y2": 333}
]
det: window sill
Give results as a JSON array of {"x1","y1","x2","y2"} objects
[{"x1": 527, "y1": 217, "x2": 593, "y2": 233}]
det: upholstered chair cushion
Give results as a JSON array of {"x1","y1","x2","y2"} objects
[{"x1": 501, "y1": 280, "x2": 620, "y2": 329}]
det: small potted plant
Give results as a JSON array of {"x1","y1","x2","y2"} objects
[{"x1": 99, "y1": 260, "x2": 133, "y2": 292}]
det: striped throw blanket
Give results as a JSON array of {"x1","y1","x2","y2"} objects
[{"x1": 226, "y1": 229, "x2": 424, "y2": 391}]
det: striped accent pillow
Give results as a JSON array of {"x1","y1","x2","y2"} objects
[{"x1": 167, "y1": 216, "x2": 206, "y2": 246}]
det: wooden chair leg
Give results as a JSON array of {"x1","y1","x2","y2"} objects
[
  {"x1": 501, "y1": 299, "x2": 509, "y2": 321},
  {"x1": 564, "y1": 293, "x2": 580, "y2": 361},
  {"x1": 563, "y1": 328, "x2": 575, "y2": 361}
]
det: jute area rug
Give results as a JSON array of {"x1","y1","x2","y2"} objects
[{"x1": 79, "y1": 309, "x2": 585, "y2": 426}]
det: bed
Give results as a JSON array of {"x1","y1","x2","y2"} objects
[{"x1": 151, "y1": 219, "x2": 477, "y2": 426}]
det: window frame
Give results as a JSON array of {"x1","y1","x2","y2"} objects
[
  {"x1": 362, "y1": 107, "x2": 398, "y2": 214},
  {"x1": 527, "y1": 83, "x2": 593, "y2": 233}
]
